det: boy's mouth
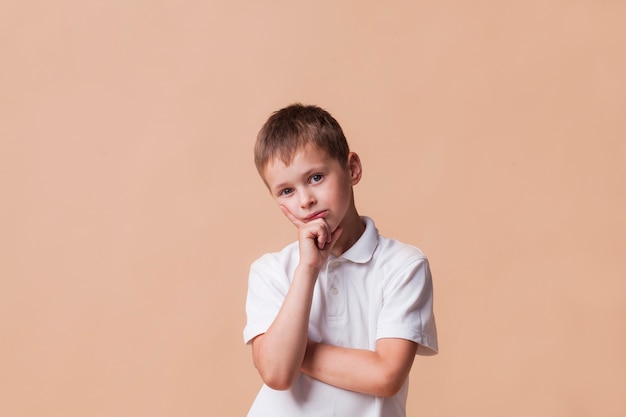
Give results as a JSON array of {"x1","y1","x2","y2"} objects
[{"x1": 305, "y1": 210, "x2": 328, "y2": 221}]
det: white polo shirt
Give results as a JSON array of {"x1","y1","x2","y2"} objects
[{"x1": 243, "y1": 216, "x2": 438, "y2": 417}]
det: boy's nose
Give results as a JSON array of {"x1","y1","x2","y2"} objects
[{"x1": 299, "y1": 190, "x2": 316, "y2": 209}]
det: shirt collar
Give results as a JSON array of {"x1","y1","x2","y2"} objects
[{"x1": 339, "y1": 216, "x2": 378, "y2": 264}]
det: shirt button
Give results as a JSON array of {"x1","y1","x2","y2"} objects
[{"x1": 330, "y1": 287, "x2": 339, "y2": 295}]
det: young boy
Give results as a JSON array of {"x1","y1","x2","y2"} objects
[{"x1": 243, "y1": 104, "x2": 438, "y2": 417}]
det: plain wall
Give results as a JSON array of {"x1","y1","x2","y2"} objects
[{"x1": 1, "y1": 1, "x2": 624, "y2": 416}]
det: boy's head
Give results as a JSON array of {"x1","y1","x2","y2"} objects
[
  {"x1": 254, "y1": 104, "x2": 350, "y2": 181},
  {"x1": 255, "y1": 103, "x2": 364, "y2": 249}
]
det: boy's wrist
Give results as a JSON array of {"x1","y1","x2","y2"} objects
[{"x1": 295, "y1": 263, "x2": 321, "y2": 279}]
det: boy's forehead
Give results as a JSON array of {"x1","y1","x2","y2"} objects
[{"x1": 267, "y1": 144, "x2": 328, "y2": 170}]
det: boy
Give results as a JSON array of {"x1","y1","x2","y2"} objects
[{"x1": 243, "y1": 104, "x2": 438, "y2": 417}]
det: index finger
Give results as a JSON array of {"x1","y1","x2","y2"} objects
[{"x1": 279, "y1": 205, "x2": 305, "y2": 228}]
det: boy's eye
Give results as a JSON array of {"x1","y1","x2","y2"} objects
[
  {"x1": 279, "y1": 188, "x2": 294, "y2": 196},
  {"x1": 310, "y1": 174, "x2": 323, "y2": 183}
]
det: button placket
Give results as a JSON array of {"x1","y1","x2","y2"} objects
[{"x1": 325, "y1": 259, "x2": 345, "y2": 318}]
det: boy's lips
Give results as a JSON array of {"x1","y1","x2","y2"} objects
[{"x1": 305, "y1": 210, "x2": 328, "y2": 221}]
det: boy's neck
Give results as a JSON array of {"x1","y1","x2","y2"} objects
[{"x1": 331, "y1": 209, "x2": 365, "y2": 257}]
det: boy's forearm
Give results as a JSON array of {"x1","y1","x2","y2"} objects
[
  {"x1": 300, "y1": 338, "x2": 418, "y2": 398},
  {"x1": 251, "y1": 265, "x2": 319, "y2": 390}
]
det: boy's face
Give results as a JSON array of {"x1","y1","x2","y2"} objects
[{"x1": 262, "y1": 144, "x2": 361, "y2": 233}]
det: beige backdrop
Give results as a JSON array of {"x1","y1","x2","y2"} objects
[{"x1": 1, "y1": 1, "x2": 625, "y2": 416}]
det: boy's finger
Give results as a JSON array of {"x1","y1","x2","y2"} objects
[
  {"x1": 279, "y1": 205, "x2": 305, "y2": 227},
  {"x1": 317, "y1": 224, "x2": 341, "y2": 251},
  {"x1": 314, "y1": 221, "x2": 329, "y2": 249},
  {"x1": 326, "y1": 226, "x2": 344, "y2": 251}
]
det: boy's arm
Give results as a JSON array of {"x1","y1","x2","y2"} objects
[
  {"x1": 251, "y1": 212, "x2": 343, "y2": 391},
  {"x1": 301, "y1": 338, "x2": 418, "y2": 398},
  {"x1": 250, "y1": 264, "x2": 319, "y2": 390}
]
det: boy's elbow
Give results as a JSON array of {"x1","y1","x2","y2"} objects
[
  {"x1": 259, "y1": 370, "x2": 298, "y2": 391},
  {"x1": 376, "y1": 372, "x2": 407, "y2": 398},
  {"x1": 378, "y1": 383, "x2": 402, "y2": 398},
  {"x1": 251, "y1": 338, "x2": 298, "y2": 391},
  {"x1": 254, "y1": 358, "x2": 298, "y2": 391},
  {"x1": 264, "y1": 377, "x2": 295, "y2": 391}
]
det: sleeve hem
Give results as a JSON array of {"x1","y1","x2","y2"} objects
[{"x1": 376, "y1": 327, "x2": 438, "y2": 356}]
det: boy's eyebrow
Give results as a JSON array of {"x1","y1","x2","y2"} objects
[
  {"x1": 270, "y1": 181, "x2": 290, "y2": 193},
  {"x1": 270, "y1": 165, "x2": 327, "y2": 193},
  {"x1": 300, "y1": 165, "x2": 325, "y2": 178}
]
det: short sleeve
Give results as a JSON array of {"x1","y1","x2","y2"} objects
[
  {"x1": 376, "y1": 256, "x2": 438, "y2": 356},
  {"x1": 243, "y1": 254, "x2": 292, "y2": 345}
]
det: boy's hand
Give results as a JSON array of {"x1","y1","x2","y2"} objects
[{"x1": 280, "y1": 206, "x2": 343, "y2": 271}]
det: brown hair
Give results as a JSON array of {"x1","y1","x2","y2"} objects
[{"x1": 254, "y1": 103, "x2": 350, "y2": 176}]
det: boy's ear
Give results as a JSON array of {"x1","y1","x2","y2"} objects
[{"x1": 347, "y1": 152, "x2": 362, "y2": 185}]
